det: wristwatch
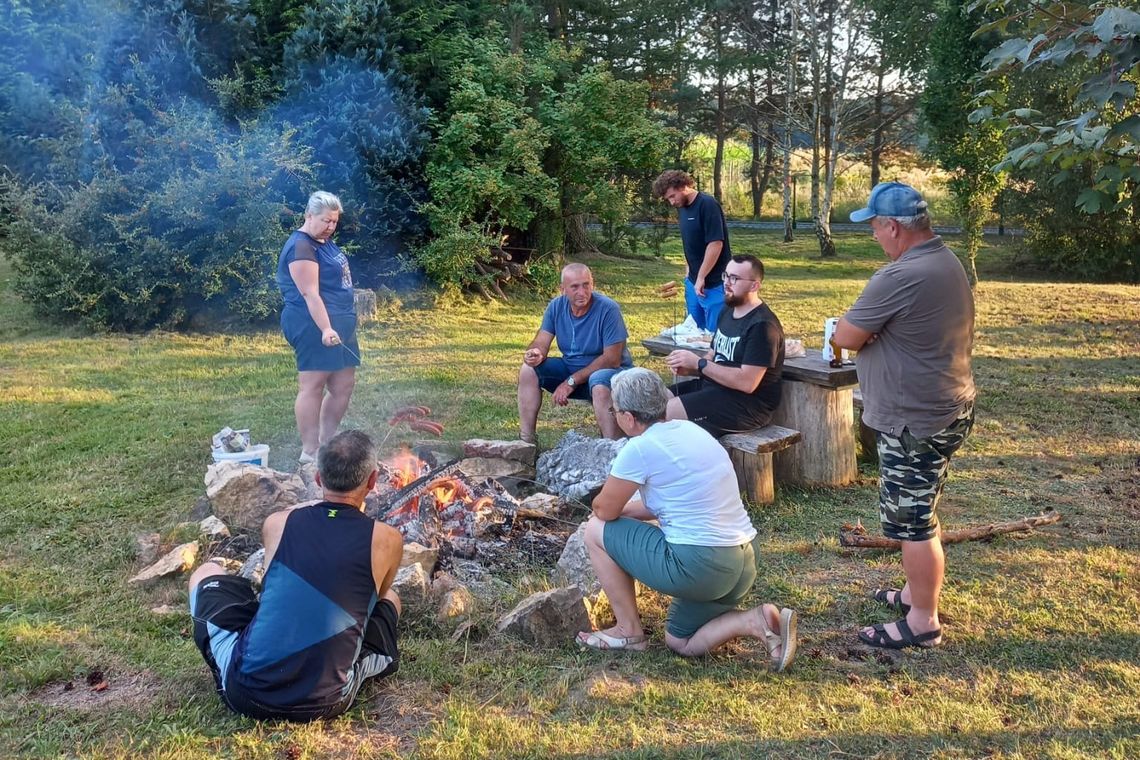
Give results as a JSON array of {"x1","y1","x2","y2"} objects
[
  {"x1": 697, "y1": 358, "x2": 708, "y2": 376},
  {"x1": 566, "y1": 375, "x2": 577, "y2": 388}
]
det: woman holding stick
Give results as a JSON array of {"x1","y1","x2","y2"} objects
[{"x1": 276, "y1": 191, "x2": 360, "y2": 463}]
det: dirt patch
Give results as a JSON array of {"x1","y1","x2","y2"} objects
[
  {"x1": 29, "y1": 668, "x2": 166, "y2": 712},
  {"x1": 564, "y1": 668, "x2": 650, "y2": 710}
]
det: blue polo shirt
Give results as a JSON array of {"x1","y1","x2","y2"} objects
[{"x1": 539, "y1": 292, "x2": 634, "y2": 373}]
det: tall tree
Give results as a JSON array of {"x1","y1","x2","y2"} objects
[
  {"x1": 973, "y1": 2, "x2": 1140, "y2": 281},
  {"x1": 861, "y1": 0, "x2": 934, "y2": 187},
  {"x1": 922, "y1": 0, "x2": 1005, "y2": 285}
]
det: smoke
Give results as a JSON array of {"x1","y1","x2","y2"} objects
[{"x1": 0, "y1": 0, "x2": 429, "y2": 327}]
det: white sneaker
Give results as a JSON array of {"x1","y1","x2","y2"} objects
[{"x1": 298, "y1": 451, "x2": 316, "y2": 464}]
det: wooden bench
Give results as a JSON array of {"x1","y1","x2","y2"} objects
[
  {"x1": 851, "y1": 387, "x2": 878, "y2": 463},
  {"x1": 720, "y1": 425, "x2": 802, "y2": 505}
]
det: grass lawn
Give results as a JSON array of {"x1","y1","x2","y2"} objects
[{"x1": 1, "y1": 230, "x2": 1138, "y2": 759}]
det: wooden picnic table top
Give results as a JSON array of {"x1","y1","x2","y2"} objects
[{"x1": 640, "y1": 335, "x2": 859, "y2": 390}]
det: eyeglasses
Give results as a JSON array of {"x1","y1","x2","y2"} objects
[
  {"x1": 608, "y1": 407, "x2": 625, "y2": 417},
  {"x1": 721, "y1": 273, "x2": 757, "y2": 286}
]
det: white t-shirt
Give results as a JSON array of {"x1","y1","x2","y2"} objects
[{"x1": 609, "y1": 420, "x2": 757, "y2": 547}]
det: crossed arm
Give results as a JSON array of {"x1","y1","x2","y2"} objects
[{"x1": 831, "y1": 318, "x2": 876, "y2": 351}]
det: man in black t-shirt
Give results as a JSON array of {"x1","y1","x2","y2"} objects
[
  {"x1": 653, "y1": 170, "x2": 732, "y2": 332},
  {"x1": 664, "y1": 255, "x2": 784, "y2": 437}
]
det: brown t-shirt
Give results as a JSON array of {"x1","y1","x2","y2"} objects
[{"x1": 844, "y1": 236, "x2": 975, "y2": 438}]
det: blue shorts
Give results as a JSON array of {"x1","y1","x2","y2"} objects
[
  {"x1": 533, "y1": 357, "x2": 623, "y2": 399},
  {"x1": 684, "y1": 281, "x2": 726, "y2": 332},
  {"x1": 602, "y1": 518, "x2": 760, "y2": 638},
  {"x1": 281, "y1": 307, "x2": 360, "y2": 372}
]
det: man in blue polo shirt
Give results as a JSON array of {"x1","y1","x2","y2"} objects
[
  {"x1": 518, "y1": 263, "x2": 633, "y2": 442},
  {"x1": 653, "y1": 170, "x2": 732, "y2": 331}
]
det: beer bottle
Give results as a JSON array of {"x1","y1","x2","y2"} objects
[{"x1": 828, "y1": 336, "x2": 843, "y2": 368}]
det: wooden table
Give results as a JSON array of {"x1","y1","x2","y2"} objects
[{"x1": 641, "y1": 335, "x2": 858, "y2": 486}]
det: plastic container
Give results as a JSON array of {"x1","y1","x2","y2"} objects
[{"x1": 211, "y1": 444, "x2": 270, "y2": 468}]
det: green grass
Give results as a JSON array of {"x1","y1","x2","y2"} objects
[{"x1": 1, "y1": 231, "x2": 1138, "y2": 759}]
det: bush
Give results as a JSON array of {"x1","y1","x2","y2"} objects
[{"x1": 5, "y1": 103, "x2": 310, "y2": 330}]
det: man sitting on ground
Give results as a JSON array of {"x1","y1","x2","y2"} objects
[
  {"x1": 518, "y1": 263, "x2": 634, "y2": 442},
  {"x1": 664, "y1": 254, "x2": 784, "y2": 437},
  {"x1": 188, "y1": 430, "x2": 403, "y2": 721}
]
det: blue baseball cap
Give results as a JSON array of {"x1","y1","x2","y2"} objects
[{"x1": 849, "y1": 182, "x2": 928, "y2": 222}]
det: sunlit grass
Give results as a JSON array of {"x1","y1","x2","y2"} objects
[{"x1": 1, "y1": 232, "x2": 1138, "y2": 758}]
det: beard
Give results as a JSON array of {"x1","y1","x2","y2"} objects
[{"x1": 723, "y1": 289, "x2": 745, "y2": 307}]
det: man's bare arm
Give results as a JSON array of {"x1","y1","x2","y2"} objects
[{"x1": 832, "y1": 317, "x2": 875, "y2": 351}]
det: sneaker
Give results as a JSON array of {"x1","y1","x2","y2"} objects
[{"x1": 298, "y1": 451, "x2": 316, "y2": 465}]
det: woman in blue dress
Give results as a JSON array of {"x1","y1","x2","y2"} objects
[{"x1": 276, "y1": 191, "x2": 361, "y2": 462}]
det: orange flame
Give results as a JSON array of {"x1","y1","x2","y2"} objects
[{"x1": 384, "y1": 448, "x2": 426, "y2": 490}]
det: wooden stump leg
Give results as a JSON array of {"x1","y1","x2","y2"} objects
[
  {"x1": 772, "y1": 380, "x2": 857, "y2": 486},
  {"x1": 729, "y1": 448, "x2": 775, "y2": 505}
]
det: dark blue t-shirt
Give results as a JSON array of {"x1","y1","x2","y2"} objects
[
  {"x1": 276, "y1": 231, "x2": 355, "y2": 316},
  {"x1": 677, "y1": 192, "x2": 731, "y2": 285},
  {"x1": 539, "y1": 292, "x2": 634, "y2": 373}
]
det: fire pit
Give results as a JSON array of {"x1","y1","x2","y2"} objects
[{"x1": 366, "y1": 448, "x2": 539, "y2": 561}]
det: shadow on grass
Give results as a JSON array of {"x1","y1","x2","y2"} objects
[{"x1": 535, "y1": 721, "x2": 1140, "y2": 759}]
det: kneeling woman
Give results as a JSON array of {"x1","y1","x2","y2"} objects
[{"x1": 577, "y1": 367, "x2": 797, "y2": 670}]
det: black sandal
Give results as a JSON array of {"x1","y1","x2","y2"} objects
[
  {"x1": 872, "y1": 587, "x2": 911, "y2": 615},
  {"x1": 858, "y1": 618, "x2": 942, "y2": 650}
]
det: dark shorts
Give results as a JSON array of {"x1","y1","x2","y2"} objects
[
  {"x1": 190, "y1": 574, "x2": 399, "y2": 721},
  {"x1": 281, "y1": 307, "x2": 360, "y2": 372},
  {"x1": 602, "y1": 518, "x2": 760, "y2": 639},
  {"x1": 533, "y1": 357, "x2": 623, "y2": 400},
  {"x1": 876, "y1": 402, "x2": 975, "y2": 542},
  {"x1": 671, "y1": 378, "x2": 774, "y2": 437}
]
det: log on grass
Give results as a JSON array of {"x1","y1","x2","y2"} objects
[{"x1": 839, "y1": 512, "x2": 1062, "y2": 549}]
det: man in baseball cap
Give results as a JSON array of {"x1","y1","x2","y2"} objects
[
  {"x1": 849, "y1": 181, "x2": 929, "y2": 222},
  {"x1": 831, "y1": 181, "x2": 977, "y2": 650}
]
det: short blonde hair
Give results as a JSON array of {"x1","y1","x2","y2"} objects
[
  {"x1": 610, "y1": 368, "x2": 669, "y2": 424},
  {"x1": 306, "y1": 191, "x2": 343, "y2": 216}
]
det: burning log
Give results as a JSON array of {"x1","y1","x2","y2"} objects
[{"x1": 839, "y1": 512, "x2": 1063, "y2": 550}]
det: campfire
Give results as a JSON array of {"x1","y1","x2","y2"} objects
[{"x1": 366, "y1": 448, "x2": 515, "y2": 559}]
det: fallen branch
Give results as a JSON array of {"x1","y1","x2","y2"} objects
[{"x1": 839, "y1": 512, "x2": 1062, "y2": 549}]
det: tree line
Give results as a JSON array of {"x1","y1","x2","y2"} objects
[{"x1": 0, "y1": 0, "x2": 1135, "y2": 330}]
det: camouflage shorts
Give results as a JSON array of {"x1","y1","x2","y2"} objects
[{"x1": 876, "y1": 402, "x2": 975, "y2": 542}]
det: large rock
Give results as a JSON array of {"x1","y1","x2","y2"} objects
[
  {"x1": 205, "y1": 462, "x2": 311, "y2": 533},
  {"x1": 134, "y1": 532, "x2": 162, "y2": 565},
  {"x1": 400, "y1": 542, "x2": 439, "y2": 571},
  {"x1": 129, "y1": 542, "x2": 199, "y2": 584},
  {"x1": 392, "y1": 562, "x2": 431, "y2": 603},
  {"x1": 463, "y1": 439, "x2": 537, "y2": 467},
  {"x1": 432, "y1": 572, "x2": 476, "y2": 621},
  {"x1": 457, "y1": 457, "x2": 535, "y2": 496},
  {"x1": 354, "y1": 288, "x2": 378, "y2": 322},
  {"x1": 198, "y1": 516, "x2": 230, "y2": 540},
  {"x1": 555, "y1": 522, "x2": 599, "y2": 595},
  {"x1": 239, "y1": 548, "x2": 266, "y2": 585},
  {"x1": 495, "y1": 587, "x2": 590, "y2": 647},
  {"x1": 297, "y1": 461, "x2": 321, "y2": 500},
  {"x1": 536, "y1": 430, "x2": 626, "y2": 503}
]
